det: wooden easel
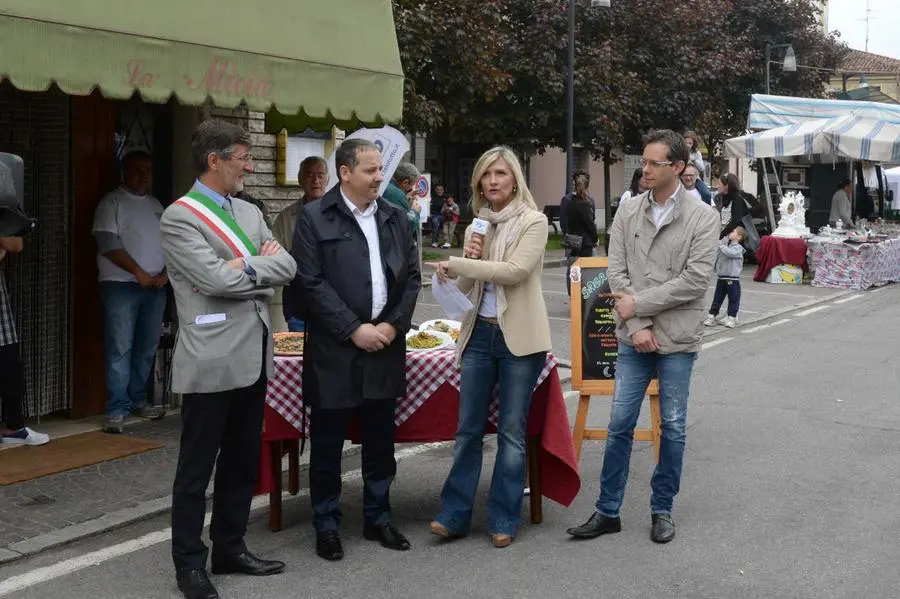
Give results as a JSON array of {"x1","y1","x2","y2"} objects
[
  {"x1": 569, "y1": 257, "x2": 662, "y2": 462},
  {"x1": 571, "y1": 380, "x2": 661, "y2": 462}
]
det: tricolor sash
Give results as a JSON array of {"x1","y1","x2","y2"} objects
[{"x1": 175, "y1": 191, "x2": 258, "y2": 258}]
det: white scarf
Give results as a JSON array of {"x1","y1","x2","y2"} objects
[{"x1": 480, "y1": 200, "x2": 528, "y2": 315}]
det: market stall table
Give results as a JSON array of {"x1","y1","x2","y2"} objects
[
  {"x1": 255, "y1": 349, "x2": 580, "y2": 531},
  {"x1": 807, "y1": 237, "x2": 900, "y2": 290},
  {"x1": 753, "y1": 235, "x2": 809, "y2": 282}
]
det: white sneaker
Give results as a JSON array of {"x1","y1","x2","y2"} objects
[
  {"x1": 703, "y1": 315, "x2": 716, "y2": 326},
  {"x1": 431, "y1": 243, "x2": 438, "y2": 248},
  {"x1": 2, "y1": 427, "x2": 50, "y2": 446},
  {"x1": 723, "y1": 316, "x2": 738, "y2": 328},
  {"x1": 441, "y1": 243, "x2": 451, "y2": 249}
]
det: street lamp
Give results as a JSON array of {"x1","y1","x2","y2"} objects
[
  {"x1": 765, "y1": 43, "x2": 797, "y2": 95},
  {"x1": 565, "y1": 0, "x2": 611, "y2": 196}
]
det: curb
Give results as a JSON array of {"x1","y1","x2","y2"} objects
[{"x1": 698, "y1": 286, "x2": 858, "y2": 340}]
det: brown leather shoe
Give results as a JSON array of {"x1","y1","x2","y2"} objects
[
  {"x1": 491, "y1": 534, "x2": 513, "y2": 548},
  {"x1": 430, "y1": 521, "x2": 452, "y2": 538},
  {"x1": 430, "y1": 521, "x2": 466, "y2": 539}
]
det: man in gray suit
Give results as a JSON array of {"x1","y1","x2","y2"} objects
[{"x1": 160, "y1": 119, "x2": 297, "y2": 599}]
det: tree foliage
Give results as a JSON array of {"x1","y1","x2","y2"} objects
[{"x1": 393, "y1": 0, "x2": 848, "y2": 154}]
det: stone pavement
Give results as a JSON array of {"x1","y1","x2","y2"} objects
[{"x1": 0, "y1": 418, "x2": 182, "y2": 562}]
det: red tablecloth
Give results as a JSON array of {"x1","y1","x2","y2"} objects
[
  {"x1": 753, "y1": 235, "x2": 809, "y2": 281},
  {"x1": 254, "y1": 362, "x2": 580, "y2": 507}
]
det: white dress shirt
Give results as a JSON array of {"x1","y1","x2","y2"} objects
[
  {"x1": 648, "y1": 184, "x2": 682, "y2": 229},
  {"x1": 478, "y1": 281, "x2": 498, "y2": 317},
  {"x1": 341, "y1": 189, "x2": 388, "y2": 320}
]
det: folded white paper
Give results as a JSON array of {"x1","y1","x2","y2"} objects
[
  {"x1": 195, "y1": 313, "x2": 227, "y2": 325},
  {"x1": 431, "y1": 274, "x2": 474, "y2": 320}
]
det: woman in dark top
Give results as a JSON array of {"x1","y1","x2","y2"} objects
[
  {"x1": 564, "y1": 173, "x2": 599, "y2": 294},
  {"x1": 716, "y1": 173, "x2": 747, "y2": 239}
]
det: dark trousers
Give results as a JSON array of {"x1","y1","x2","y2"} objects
[
  {"x1": 709, "y1": 278, "x2": 741, "y2": 318},
  {"x1": 0, "y1": 343, "x2": 25, "y2": 431},
  {"x1": 310, "y1": 399, "x2": 397, "y2": 532},
  {"x1": 171, "y1": 374, "x2": 266, "y2": 571}
]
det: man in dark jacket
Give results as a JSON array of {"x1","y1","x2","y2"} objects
[{"x1": 290, "y1": 138, "x2": 421, "y2": 562}]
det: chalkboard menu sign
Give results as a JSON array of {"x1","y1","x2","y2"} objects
[{"x1": 569, "y1": 257, "x2": 619, "y2": 394}]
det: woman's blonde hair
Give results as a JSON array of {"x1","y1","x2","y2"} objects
[{"x1": 469, "y1": 146, "x2": 538, "y2": 214}]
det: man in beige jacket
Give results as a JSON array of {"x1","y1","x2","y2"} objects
[{"x1": 567, "y1": 130, "x2": 719, "y2": 545}]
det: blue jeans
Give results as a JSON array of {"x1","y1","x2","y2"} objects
[
  {"x1": 596, "y1": 342, "x2": 697, "y2": 518},
  {"x1": 429, "y1": 214, "x2": 443, "y2": 244},
  {"x1": 436, "y1": 320, "x2": 546, "y2": 537},
  {"x1": 99, "y1": 282, "x2": 167, "y2": 417},
  {"x1": 709, "y1": 278, "x2": 741, "y2": 318}
]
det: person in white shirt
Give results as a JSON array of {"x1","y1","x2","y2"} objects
[
  {"x1": 92, "y1": 152, "x2": 168, "y2": 433},
  {"x1": 618, "y1": 168, "x2": 647, "y2": 206},
  {"x1": 679, "y1": 164, "x2": 712, "y2": 205}
]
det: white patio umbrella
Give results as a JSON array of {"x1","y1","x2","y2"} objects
[{"x1": 722, "y1": 115, "x2": 900, "y2": 163}]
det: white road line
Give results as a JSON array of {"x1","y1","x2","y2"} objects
[
  {"x1": 741, "y1": 289, "x2": 816, "y2": 298},
  {"x1": 869, "y1": 286, "x2": 889, "y2": 294},
  {"x1": 701, "y1": 337, "x2": 732, "y2": 350},
  {"x1": 741, "y1": 318, "x2": 792, "y2": 334},
  {"x1": 795, "y1": 305, "x2": 830, "y2": 317},
  {"x1": 834, "y1": 295, "x2": 864, "y2": 304},
  {"x1": 0, "y1": 442, "x2": 450, "y2": 597}
]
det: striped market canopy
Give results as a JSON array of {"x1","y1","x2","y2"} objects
[{"x1": 722, "y1": 115, "x2": 900, "y2": 163}]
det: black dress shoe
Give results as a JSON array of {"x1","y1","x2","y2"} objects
[
  {"x1": 566, "y1": 512, "x2": 622, "y2": 539},
  {"x1": 176, "y1": 569, "x2": 219, "y2": 599},
  {"x1": 210, "y1": 551, "x2": 285, "y2": 576},
  {"x1": 363, "y1": 523, "x2": 411, "y2": 551},
  {"x1": 316, "y1": 530, "x2": 345, "y2": 561},
  {"x1": 650, "y1": 513, "x2": 676, "y2": 544}
]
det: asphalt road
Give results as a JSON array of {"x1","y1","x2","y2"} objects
[{"x1": 2, "y1": 284, "x2": 898, "y2": 599}]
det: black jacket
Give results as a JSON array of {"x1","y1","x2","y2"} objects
[
  {"x1": 564, "y1": 197, "x2": 598, "y2": 256},
  {"x1": 719, "y1": 192, "x2": 748, "y2": 239},
  {"x1": 289, "y1": 186, "x2": 421, "y2": 409}
]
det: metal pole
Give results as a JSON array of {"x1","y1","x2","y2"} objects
[
  {"x1": 565, "y1": 0, "x2": 575, "y2": 196},
  {"x1": 765, "y1": 43, "x2": 771, "y2": 95}
]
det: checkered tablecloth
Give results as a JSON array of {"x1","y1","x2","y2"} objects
[{"x1": 266, "y1": 349, "x2": 559, "y2": 437}]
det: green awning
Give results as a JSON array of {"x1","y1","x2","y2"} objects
[{"x1": 0, "y1": 0, "x2": 404, "y2": 124}]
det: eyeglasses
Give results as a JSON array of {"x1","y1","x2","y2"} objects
[
  {"x1": 230, "y1": 154, "x2": 253, "y2": 164},
  {"x1": 639, "y1": 159, "x2": 673, "y2": 169}
]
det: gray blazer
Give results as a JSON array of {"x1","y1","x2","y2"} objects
[{"x1": 160, "y1": 193, "x2": 297, "y2": 394}]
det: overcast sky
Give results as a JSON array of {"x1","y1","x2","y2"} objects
[{"x1": 828, "y1": 0, "x2": 900, "y2": 58}]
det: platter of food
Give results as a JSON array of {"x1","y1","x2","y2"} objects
[
  {"x1": 405, "y1": 330, "x2": 453, "y2": 352},
  {"x1": 418, "y1": 319, "x2": 461, "y2": 342},
  {"x1": 273, "y1": 332, "x2": 305, "y2": 356}
]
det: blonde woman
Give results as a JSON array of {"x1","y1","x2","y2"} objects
[{"x1": 426, "y1": 147, "x2": 551, "y2": 548}]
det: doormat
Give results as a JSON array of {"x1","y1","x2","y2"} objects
[{"x1": 0, "y1": 430, "x2": 164, "y2": 485}]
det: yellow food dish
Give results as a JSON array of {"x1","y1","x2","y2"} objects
[{"x1": 407, "y1": 331, "x2": 443, "y2": 350}]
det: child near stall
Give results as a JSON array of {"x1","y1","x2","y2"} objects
[
  {"x1": 704, "y1": 226, "x2": 747, "y2": 329},
  {"x1": 440, "y1": 194, "x2": 460, "y2": 248}
]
